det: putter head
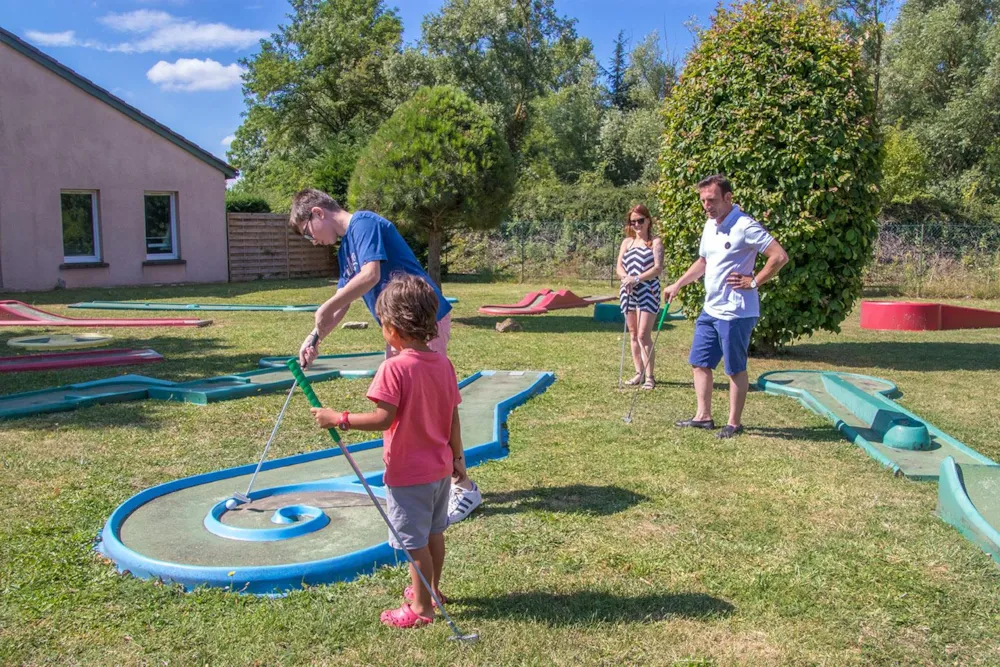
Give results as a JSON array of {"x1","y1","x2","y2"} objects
[
  {"x1": 448, "y1": 633, "x2": 479, "y2": 643},
  {"x1": 623, "y1": 415, "x2": 633, "y2": 424},
  {"x1": 232, "y1": 492, "x2": 251, "y2": 504}
]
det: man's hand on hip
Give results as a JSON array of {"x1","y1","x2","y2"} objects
[{"x1": 726, "y1": 272, "x2": 755, "y2": 290}]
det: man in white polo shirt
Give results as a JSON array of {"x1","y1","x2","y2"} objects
[{"x1": 664, "y1": 175, "x2": 789, "y2": 438}]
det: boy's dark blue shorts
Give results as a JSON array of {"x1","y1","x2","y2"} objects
[{"x1": 688, "y1": 311, "x2": 758, "y2": 376}]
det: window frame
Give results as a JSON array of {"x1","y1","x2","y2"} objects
[
  {"x1": 60, "y1": 190, "x2": 102, "y2": 264},
  {"x1": 143, "y1": 191, "x2": 179, "y2": 260}
]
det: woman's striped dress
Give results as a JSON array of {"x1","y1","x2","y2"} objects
[{"x1": 619, "y1": 241, "x2": 661, "y2": 313}]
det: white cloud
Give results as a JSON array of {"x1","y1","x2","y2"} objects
[
  {"x1": 221, "y1": 134, "x2": 236, "y2": 146},
  {"x1": 26, "y1": 11, "x2": 267, "y2": 53},
  {"x1": 25, "y1": 30, "x2": 80, "y2": 47},
  {"x1": 119, "y1": 20, "x2": 267, "y2": 53},
  {"x1": 146, "y1": 58, "x2": 246, "y2": 92},
  {"x1": 100, "y1": 10, "x2": 174, "y2": 33}
]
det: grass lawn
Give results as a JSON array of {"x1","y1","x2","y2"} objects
[{"x1": 1, "y1": 278, "x2": 999, "y2": 665}]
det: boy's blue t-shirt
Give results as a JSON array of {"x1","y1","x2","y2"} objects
[{"x1": 337, "y1": 211, "x2": 452, "y2": 323}]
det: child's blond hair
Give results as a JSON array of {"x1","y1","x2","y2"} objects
[{"x1": 375, "y1": 274, "x2": 439, "y2": 343}]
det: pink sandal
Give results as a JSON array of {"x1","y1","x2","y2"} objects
[
  {"x1": 380, "y1": 603, "x2": 434, "y2": 628},
  {"x1": 404, "y1": 584, "x2": 448, "y2": 607}
]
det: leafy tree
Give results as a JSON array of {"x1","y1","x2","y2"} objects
[
  {"x1": 604, "y1": 31, "x2": 633, "y2": 110},
  {"x1": 520, "y1": 62, "x2": 605, "y2": 183},
  {"x1": 658, "y1": 0, "x2": 881, "y2": 352},
  {"x1": 881, "y1": 124, "x2": 932, "y2": 204},
  {"x1": 420, "y1": 0, "x2": 586, "y2": 153},
  {"x1": 599, "y1": 107, "x2": 663, "y2": 186},
  {"x1": 625, "y1": 31, "x2": 677, "y2": 109},
  {"x1": 348, "y1": 86, "x2": 516, "y2": 284},
  {"x1": 230, "y1": 0, "x2": 404, "y2": 202},
  {"x1": 881, "y1": 0, "x2": 1000, "y2": 214},
  {"x1": 225, "y1": 192, "x2": 272, "y2": 213},
  {"x1": 822, "y1": 0, "x2": 894, "y2": 106}
]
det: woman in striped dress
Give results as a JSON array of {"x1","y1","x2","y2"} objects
[{"x1": 616, "y1": 204, "x2": 663, "y2": 390}]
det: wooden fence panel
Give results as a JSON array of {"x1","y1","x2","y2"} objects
[{"x1": 227, "y1": 213, "x2": 336, "y2": 282}]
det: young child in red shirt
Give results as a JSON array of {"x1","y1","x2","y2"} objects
[{"x1": 311, "y1": 274, "x2": 465, "y2": 629}]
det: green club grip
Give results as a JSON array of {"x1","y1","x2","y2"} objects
[
  {"x1": 286, "y1": 359, "x2": 342, "y2": 444},
  {"x1": 656, "y1": 300, "x2": 671, "y2": 330}
]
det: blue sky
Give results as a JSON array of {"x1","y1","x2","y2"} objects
[{"x1": 0, "y1": 0, "x2": 733, "y2": 166}]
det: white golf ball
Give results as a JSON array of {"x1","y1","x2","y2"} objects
[{"x1": 225, "y1": 498, "x2": 238, "y2": 510}]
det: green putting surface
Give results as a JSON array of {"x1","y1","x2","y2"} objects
[
  {"x1": 938, "y1": 458, "x2": 1000, "y2": 565},
  {"x1": 116, "y1": 371, "x2": 548, "y2": 568},
  {"x1": 0, "y1": 353, "x2": 383, "y2": 419},
  {"x1": 960, "y1": 466, "x2": 1000, "y2": 520},
  {"x1": 758, "y1": 370, "x2": 995, "y2": 480}
]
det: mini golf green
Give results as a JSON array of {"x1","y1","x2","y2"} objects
[
  {"x1": 96, "y1": 370, "x2": 554, "y2": 595},
  {"x1": 757, "y1": 370, "x2": 996, "y2": 481},
  {"x1": 0, "y1": 352, "x2": 383, "y2": 420},
  {"x1": 938, "y1": 457, "x2": 1000, "y2": 566},
  {"x1": 760, "y1": 369, "x2": 1000, "y2": 566}
]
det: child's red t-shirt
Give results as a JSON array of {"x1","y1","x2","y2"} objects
[{"x1": 366, "y1": 348, "x2": 461, "y2": 487}]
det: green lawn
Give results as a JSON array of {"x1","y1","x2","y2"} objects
[{"x1": 1, "y1": 279, "x2": 999, "y2": 665}]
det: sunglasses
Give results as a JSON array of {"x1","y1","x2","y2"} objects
[
  {"x1": 629, "y1": 217, "x2": 647, "y2": 226},
  {"x1": 299, "y1": 212, "x2": 316, "y2": 242}
]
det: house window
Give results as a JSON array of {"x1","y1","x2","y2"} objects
[
  {"x1": 144, "y1": 193, "x2": 178, "y2": 259},
  {"x1": 61, "y1": 191, "x2": 101, "y2": 262}
]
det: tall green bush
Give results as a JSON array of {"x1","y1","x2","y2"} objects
[
  {"x1": 348, "y1": 86, "x2": 515, "y2": 284},
  {"x1": 224, "y1": 192, "x2": 272, "y2": 213},
  {"x1": 658, "y1": 0, "x2": 881, "y2": 351}
]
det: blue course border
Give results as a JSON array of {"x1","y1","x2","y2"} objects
[
  {"x1": 938, "y1": 456, "x2": 1000, "y2": 565},
  {"x1": 96, "y1": 370, "x2": 555, "y2": 595},
  {"x1": 0, "y1": 353, "x2": 381, "y2": 419},
  {"x1": 257, "y1": 352, "x2": 384, "y2": 370},
  {"x1": 757, "y1": 370, "x2": 996, "y2": 479}
]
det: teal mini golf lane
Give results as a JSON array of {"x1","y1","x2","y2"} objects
[
  {"x1": 0, "y1": 352, "x2": 383, "y2": 419},
  {"x1": 938, "y1": 457, "x2": 1000, "y2": 566},
  {"x1": 97, "y1": 370, "x2": 554, "y2": 595},
  {"x1": 757, "y1": 370, "x2": 995, "y2": 480},
  {"x1": 761, "y1": 370, "x2": 1000, "y2": 567}
]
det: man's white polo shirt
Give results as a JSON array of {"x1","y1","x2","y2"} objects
[{"x1": 698, "y1": 204, "x2": 774, "y2": 321}]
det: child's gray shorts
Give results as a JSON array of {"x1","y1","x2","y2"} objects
[{"x1": 385, "y1": 477, "x2": 451, "y2": 550}]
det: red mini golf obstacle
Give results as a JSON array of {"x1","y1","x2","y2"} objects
[
  {"x1": 478, "y1": 289, "x2": 615, "y2": 316},
  {"x1": 0, "y1": 349, "x2": 163, "y2": 373},
  {"x1": 860, "y1": 301, "x2": 1000, "y2": 331},
  {"x1": 0, "y1": 301, "x2": 210, "y2": 327}
]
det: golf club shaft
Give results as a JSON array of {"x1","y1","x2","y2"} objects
[
  {"x1": 285, "y1": 360, "x2": 473, "y2": 641},
  {"x1": 617, "y1": 291, "x2": 630, "y2": 389},
  {"x1": 242, "y1": 380, "x2": 298, "y2": 497},
  {"x1": 624, "y1": 301, "x2": 671, "y2": 422}
]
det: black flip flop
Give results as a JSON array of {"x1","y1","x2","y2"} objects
[{"x1": 675, "y1": 418, "x2": 716, "y2": 430}]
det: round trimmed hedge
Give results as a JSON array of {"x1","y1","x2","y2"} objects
[
  {"x1": 658, "y1": 0, "x2": 881, "y2": 351},
  {"x1": 348, "y1": 85, "x2": 515, "y2": 284}
]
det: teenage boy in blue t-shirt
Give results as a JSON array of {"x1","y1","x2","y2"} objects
[{"x1": 288, "y1": 188, "x2": 481, "y2": 523}]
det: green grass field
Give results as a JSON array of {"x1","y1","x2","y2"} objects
[{"x1": 2, "y1": 279, "x2": 999, "y2": 665}]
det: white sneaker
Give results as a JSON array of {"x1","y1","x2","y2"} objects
[{"x1": 447, "y1": 481, "x2": 482, "y2": 524}]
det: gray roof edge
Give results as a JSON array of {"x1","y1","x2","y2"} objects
[{"x1": 0, "y1": 26, "x2": 239, "y2": 179}]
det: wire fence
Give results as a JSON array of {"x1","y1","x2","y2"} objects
[{"x1": 445, "y1": 220, "x2": 1000, "y2": 297}]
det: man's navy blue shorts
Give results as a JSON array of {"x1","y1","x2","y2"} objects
[{"x1": 688, "y1": 311, "x2": 758, "y2": 376}]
